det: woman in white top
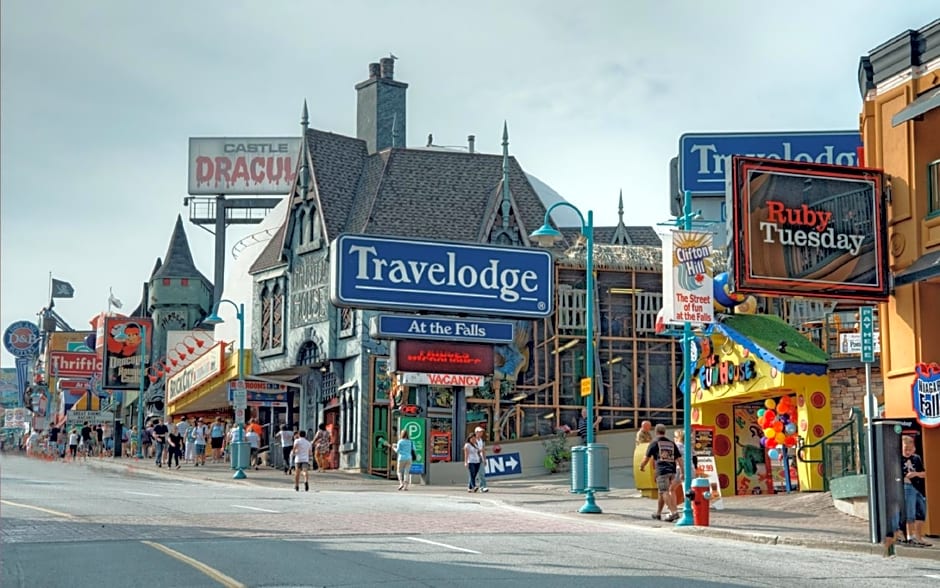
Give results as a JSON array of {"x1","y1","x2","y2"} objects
[
  {"x1": 278, "y1": 424, "x2": 295, "y2": 474},
  {"x1": 463, "y1": 433, "x2": 482, "y2": 492}
]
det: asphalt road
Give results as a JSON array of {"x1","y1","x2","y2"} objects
[{"x1": 2, "y1": 455, "x2": 939, "y2": 588}]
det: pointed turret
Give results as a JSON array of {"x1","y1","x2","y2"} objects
[
  {"x1": 153, "y1": 216, "x2": 210, "y2": 284},
  {"x1": 611, "y1": 189, "x2": 634, "y2": 245},
  {"x1": 298, "y1": 100, "x2": 310, "y2": 197},
  {"x1": 500, "y1": 121, "x2": 511, "y2": 229}
]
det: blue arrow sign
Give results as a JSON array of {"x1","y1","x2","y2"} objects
[{"x1": 484, "y1": 452, "x2": 522, "y2": 477}]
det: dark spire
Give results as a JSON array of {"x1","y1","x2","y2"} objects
[
  {"x1": 299, "y1": 100, "x2": 310, "y2": 196},
  {"x1": 618, "y1": 189, "x2": 624, "y2": 224},
  {"x1": 153, "y1": 216, "x2": 210, "y2": 284},
  {"x1": 611, "y1": 189, "x2": 634, "y2": 246},
  {"x1": 500, "y1": 121, "x2": 511, "y2": 229}
]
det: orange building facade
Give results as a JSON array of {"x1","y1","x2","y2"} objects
[{"x1": 858, "y1": 20, "x2": 940, "y2": 532}]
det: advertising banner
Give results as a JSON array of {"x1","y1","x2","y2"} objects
[
  {"x1": 188, "y1": 137, "x2": 301, "y2": 195},
  {"x1": 728, "y1": 156, "x2": 888, "y2": 300},
  {"x1": 102, "y1": 317, "x2": 153, "y2": 389},
  {"x1": 664, "y1": 230, "x2": 714, "y2": 326},
  {"x1": 49, "y1": 351, "x2": 101, "y2": 378},
  {"x1": 396, "y1": 341, "x2": 494, "y2": 376}
]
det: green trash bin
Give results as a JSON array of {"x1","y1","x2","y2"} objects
[
  {"x1": 585, "y1": 443, "x2": 609, "y2": 491},
  {"x1": 230, "y1": 441, "x2": 250, "y2": 470},
  {"x1": 570, "y1": 445, "x2": 587, "y2": 494}
]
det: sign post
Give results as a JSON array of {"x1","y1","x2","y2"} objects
[{"x1": 860, "y1": 306, "x2": 878, "y2": 543}]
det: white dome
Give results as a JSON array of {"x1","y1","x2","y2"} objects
[{"x1": 216, "y1": 196, "x2": 290, "y2": 349}]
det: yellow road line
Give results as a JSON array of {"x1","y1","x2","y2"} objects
[
  {"x1": 0, "y1": 499, "x2": 75, "y2": 519},
  {"x1": 141, "y1": 541, "x2": 246, "y2": 588}
]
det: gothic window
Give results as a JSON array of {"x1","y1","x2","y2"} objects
[
  {"x1": 307, "y1": 205, "x2": 320, "y2": 246},
  {"x1": 260, "y1": 286, "x2": 272, "y2": 350},
  {"x1": 340, "y1": 307, "x2": 355, "y2": 338},
  {"x1": 295, "y1": 209, "x2": 306, "y2": 246},
  {"x1": 271, "y1": 283, "x2": 283, "y2": 348},
  {"x1": 258, "y1": 280, "x2": 285, "y2": 353},
  {"x1": 297, "y1": 340, "x2": 321, "y2": 366}
]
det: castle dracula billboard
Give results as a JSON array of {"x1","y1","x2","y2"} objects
[{"x1": 728, "y1": 156, "x2": 888, "y2": 301}]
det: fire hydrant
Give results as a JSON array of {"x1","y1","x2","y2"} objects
[{"x1": 686, "y1": 477, "x2": 712, "y2": 526}]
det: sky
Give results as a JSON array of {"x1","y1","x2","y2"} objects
[{"x1": 1, "y1": 0, "x2": 937, "y2": 367}]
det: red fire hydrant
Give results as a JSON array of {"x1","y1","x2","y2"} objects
[{"x1": 686, "y1": 477, "x2": 712, "y2": 526}]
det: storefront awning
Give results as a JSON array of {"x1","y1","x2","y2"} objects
[
  {"x1": 892, "y1": 86, "x2": 940, "y2": 126},
  {"x1": 894, "y1": 248, "x2": 940, "y2": 287}
]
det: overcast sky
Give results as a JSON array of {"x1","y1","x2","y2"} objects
[{"x1": 1, "y1": 1, "x2": 936, "y2": 366}]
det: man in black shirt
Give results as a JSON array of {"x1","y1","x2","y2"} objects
[
  {"x1": 639, "y1": 424, "x2": 683, "y2": 522},
  {"x1": 901, "y1": 435, "x2": 930, "y2": 547},
  {"x1": 80, "y1": 422, "x2": 93, "y2": 455},
  {"x1": 152, "y1": 418, "x2": 169, "y2": 467}
]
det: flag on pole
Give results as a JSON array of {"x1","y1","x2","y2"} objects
[
  {"x1": 108, "y1": 289, "x2": 123, "y2": 310},
  {"x1": 51, "y1": 278, "x2": 75, "y2": 298}
]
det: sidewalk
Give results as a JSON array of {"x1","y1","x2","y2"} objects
[{"x1": 85, "y1": 455, "x2": 938, "y2": 561}]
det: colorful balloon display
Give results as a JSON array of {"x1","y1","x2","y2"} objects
[{"x1": 757, "y1": 395, "x2": 799, "y2": 452}]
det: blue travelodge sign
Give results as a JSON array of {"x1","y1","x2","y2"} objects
[
  {"x1": 678, "y1": 131, "x2": 862, "y2": 194},
  {"x1": 330, "y1": 234, "x2": 553, "y2": 318}
]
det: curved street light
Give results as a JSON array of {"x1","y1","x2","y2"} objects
[{"x1": 530, "y1": 202, "x2": 602, "y2": 515}]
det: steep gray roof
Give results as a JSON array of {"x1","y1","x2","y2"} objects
[{"x1": 153, "y1": 216, "x2": 212, "y2": 287}]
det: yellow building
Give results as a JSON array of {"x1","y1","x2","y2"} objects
[
  {"x1": 858, "y1": 20, "x2": 939, "y2": 531},
  {"x1": 690, "y1": 314, "x2": 831, "y2": 495}
]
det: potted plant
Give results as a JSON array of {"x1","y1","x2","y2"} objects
[{"x1": 542, "y1": 430, "x2": 571, "y2": 473}]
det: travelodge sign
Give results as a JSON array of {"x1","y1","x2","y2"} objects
[{"x1": 330, "y1": 234, "x2": 553, "y2": 318}]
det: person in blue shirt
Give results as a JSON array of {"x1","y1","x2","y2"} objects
[{"x1": 393, "y1": 430, "x2": 414, "y2": 491}]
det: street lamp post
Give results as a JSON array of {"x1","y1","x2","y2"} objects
[
  {"x1": 203, "y1": 300, "x2": 247, "y2": 479},
  {"x1": 675, "y1": 189, "x2": 697, "y2": 528},
  {"x1": 530, "y1": 202, "x2": 602, "y2": 514},
  {"x1": 136, "y1": 324, "x2": 147, "y2": 459}
]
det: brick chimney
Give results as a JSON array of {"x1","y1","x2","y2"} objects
[{"x1": 356, "y1": 57, "x2": 408, "y2": 153}]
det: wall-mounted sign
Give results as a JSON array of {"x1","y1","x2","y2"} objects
[
  {"x1": 49, "y1": 352, "x2": 101, "y2": 378},
  {"x1": 188, "y1": 137, "x2": 301, "y2": 195},
  {"x1": 166, "y1": 343, "x2": 224, "y2": 402},
  {"x1": 728, "y1": 156, "x2": 888, "y2": 300},
  {"x1": 679, "y1": 131, "x2": 862, "y2": 194},
  {"x1": 226, "y1": 379, "x2": 290, "y2": 400},
  {"x1": 696, "y1": 358, "x2": 757, "y2": 390},
  {"x1": 102, "y1": 318, "x2": 153, "y2": 389},
  {"x1": 400, "y1": 372, "x2": 486, "y2": 387},
  {"x1": 371, "y1": 314, "x2": 515, "y2": 344},
  {"x1": 330, "y1": 234, "x2": 553, "y2": 318},
  {"x1": 3, "y1": 321, "x2": 40, "y2": 358},
  {"x1": 912, "y1": 362, "x2": 940, "y2": 428},
  {"x1": 396, "y1": 340, "x2": 494, "y2": 376}
]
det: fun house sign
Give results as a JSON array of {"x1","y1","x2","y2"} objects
[
  {"x1": 330, "y1": 234, "x2": 553, "y2": 318},
  {"x1": 728, "y1": 156, "x2": 888, "y2": 300}
]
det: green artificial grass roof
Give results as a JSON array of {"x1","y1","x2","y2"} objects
[{"x1": 719, "y1": 314, "x2": 828, "y2": 366}]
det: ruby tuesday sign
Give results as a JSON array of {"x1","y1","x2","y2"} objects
[{"x1": 330, "y1": 235, "x2": 553, "y2": 318}]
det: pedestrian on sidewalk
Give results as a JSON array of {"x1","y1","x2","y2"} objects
[
  {"x1": 68, "y1": 429, "x2": 79, "y2": 461},
  {"x1": 152, "y1": 418, "x2": 168, "y2": 467},
  {"x1": 901, "y1": 435, "x2": 931, "y2": 547},
  {"x1": 191, "y1": 418, "x2": 208, "y2": 466},
  {"x1": 209, "y1": 417, "x2": 225, "y2": 463},
  {"x1": 393, "y1": 429, "x2": 414, "y2": 491},
  {"x1": 291, "y1": 430, "x2": 313, "y2": 492},
  {"x1": 141, "y1": 422, "x2": 153, "y2": 458},
  {"x1": 464, "y1": 433, "x2": 482, "y2": 492},
  {"x1": 473, "y1": 427, "x2": 489, "y2": 492},
  {"x1": 636, "y1": 421, "x2": 653, "y2": 444},
  {"x1": 277, "y1": 424, "x2": 293, "y2": 474},
  {"x1": 176, "y1": 416, "x2": 192, "y2": 464},
  {"x1": 245, "y1": 426, "x2": 261, "y2": 470},
  {"x1": 639, "y1": 424, "x2": 683, "y2": 522},
  {"x1": 167, "y1": 424, "x2": 183, "y2": 469},
  {"x1": 312, "y1": 423, "x2": 331, "y2": 472}
]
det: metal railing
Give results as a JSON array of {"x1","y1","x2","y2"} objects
[{"x1": 796, "y1": 407, "x2": 863, "y2": 491}]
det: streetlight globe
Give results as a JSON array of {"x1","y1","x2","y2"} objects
[
  {"x1": 202, "y1": 312, "x2": 224, "y2": 326},
  {"x1": 529, "y1": 223, "x2": 563, "y2": 248}
]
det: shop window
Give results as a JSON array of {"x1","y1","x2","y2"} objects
[{"x1": 929, "y1": 160, "x2": 940, "y2": 217}]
